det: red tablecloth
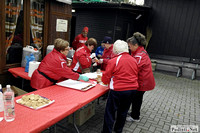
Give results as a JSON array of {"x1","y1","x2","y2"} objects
[
  {"x1": 8, "y1": 67, "x2": 31, "y2": 80},
  {"x1": 0, "y1": 83, "x2": 109, "y2": 133}
]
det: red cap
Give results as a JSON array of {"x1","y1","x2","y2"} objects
[{"x1": 82, "y1": 27, "x2": 89, "y2": 32}]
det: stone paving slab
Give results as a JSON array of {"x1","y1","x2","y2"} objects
[{"x1": 43, "y1": 72, "x2": 200, "y2": 133}]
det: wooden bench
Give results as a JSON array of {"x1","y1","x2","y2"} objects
[
  {"x1": 183, "y1": 63, "x2": 200, "y2": 80},
  {"x1": 151, "y1": 59, "x2": 183, "y2": 77},
  {"x1": 152, "y1": 59, "x2": 200, "y2": 80}
]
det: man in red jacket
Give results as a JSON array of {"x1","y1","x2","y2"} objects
[
  {"x1": 97, "y1": 36, "x2": 115, "y2": 71},
  {"x1": 31, "y1": 38, "x2": 89, "y2": 90},
  {"x1": 71, "y1": 38, "x2": 97, "y2": 73},
  {"x1": 126, "y1": 32, "x2": 155, "y2": 122},
  {"x1": 72, "y1": 27, "x2": 89, "y2": 50},
  {"x1": 101, "y1": 40, "x2": 138, "y2": 133}
]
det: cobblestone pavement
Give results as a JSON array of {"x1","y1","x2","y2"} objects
[{"x1": 44, "y1": 72, "x2": 200, "y2": 133}]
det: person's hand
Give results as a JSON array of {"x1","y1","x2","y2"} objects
[
  {"x1": 92, "y1": 57, "x2": 98, "y2": 63},
  {"x1": 97, "y1": 54, "x2": 102, "y2": 58},
  {"x1": 93, "y1": 63, "x2": 97, "y2": 66},
  {"x1": 90, "y1": 53, "x2": 96, "y2": 59},
  {"x1": 98, "y1": 59, "x2": 103, "y2": 64},
  {"x1": 78, "y1": 75, "x2": 89, "y2": 81},
  {"x1": 67, "y1": 58, "x2": 72, "y2": 66}
]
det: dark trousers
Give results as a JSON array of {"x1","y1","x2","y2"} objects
[
  {"x1": 131, "y1": 91, "x2": 145, "y2": 119},
  {"x1": 102, "y1": 90, "x2": 136, "y2": 133}
]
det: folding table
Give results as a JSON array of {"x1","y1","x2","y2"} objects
[
  {"x1": 8, "y1": 67, "x2": 31, "y2": 90},
  {"x1": 0, "y1": 83, "x2": 109, "y2": 133}
]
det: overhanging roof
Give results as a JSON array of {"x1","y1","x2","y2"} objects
[{"x1": 72, "y1": 2, "x2": 151, "y2": 12}]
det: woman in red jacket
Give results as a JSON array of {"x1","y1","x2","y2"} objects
[
  {"x1": 126, "y1": 32, "x2": 156, "y2": 122},
  {"x1": 31, "y1": 38, "x2": 89, "y2": 90},
  {"x1": 101, "y1": 40, "x2": 138, "y2": 133},
  {"x1": 71, "y1": 38, "x2": 97, "y2": 73}
]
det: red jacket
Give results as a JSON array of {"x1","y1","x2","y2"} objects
[
  {"x1": 102, "y1": 52, "x2": 138, "y2": 91},
  {"x1": 71, "y1": 45, "x2": 92, "y2": 73},
  {"x1": 131, "y1": 46, "x2": 155, "y2": 91},
  {"x1": 72, "y1": 34, "x2": 88, "y2": 50},
  {"x1": 100, "y1": 45, "x2": 115, "y2": 70},
  {"x1": 31, "y1": 49, "x2": 79, "y2": 89}
]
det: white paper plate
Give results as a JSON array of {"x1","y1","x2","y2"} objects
[
  {"x1": 82, "y1": 72, "x2": 102, "y2": 79},
  {"x1": 16, "y1": 94, "x2": 55, "y2": 110}
]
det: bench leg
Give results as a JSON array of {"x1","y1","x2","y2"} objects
[
  {"x1": 191, "y1": 69, "x2": 196, "y2": 80},
  {"x1": 177, "y1": 67, "x2": 182, "y2": 77},
  {"x1": 22, "y1": 78, "x2": 24, "y2": 90}
]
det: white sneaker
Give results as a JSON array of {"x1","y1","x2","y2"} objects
[{"x1": 126, "y1": 116, "x2": 140, "y2": 122}]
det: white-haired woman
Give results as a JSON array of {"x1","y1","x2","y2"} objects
[
  {"x1": 126, "y1": 32, "x2": 155, "y2": 122},
  {"x1": 101, "y1": 40, "x2": 138, "y2": 133}
]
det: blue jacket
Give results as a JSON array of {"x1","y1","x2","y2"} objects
[{"x1": 95, "y1": 46, "x2": 104, "y2": 57}]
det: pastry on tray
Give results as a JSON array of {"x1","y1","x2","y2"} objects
[{"x1": 17, "y1": 94, "x2": 54, "y2": 109}]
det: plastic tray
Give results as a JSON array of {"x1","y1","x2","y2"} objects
[{"x1": 16, "y1": 94, "x2": 55, "y2": 110}]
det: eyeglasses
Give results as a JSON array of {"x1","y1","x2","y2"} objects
[{"x1": 65, "y1": 48, "x2": 69, "y2": 51}]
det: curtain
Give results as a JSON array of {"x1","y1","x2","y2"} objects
[
  {"x1": 5, "y1": 0, "x2": 22, "y2": 50},
  {"x1": 30, "y1": 0, "x2": 44, "y2": 50}
]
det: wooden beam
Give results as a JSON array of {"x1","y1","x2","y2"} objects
[{"x1": 0, "y1": 0, "x2": 6, "y2": 74}]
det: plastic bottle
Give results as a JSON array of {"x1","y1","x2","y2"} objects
[
  {"x1": 0, "y1": 84, "x2": 4, "y2": 121},
  {"x1": 96, "y1": 69, "x2": 102, "y2": 83},
  {"x1": 25, "y1": 53, "x2": 35, "y2": 72},
  {"x1": 3, "y1": 85, "x2": 15, "y2": 122}
]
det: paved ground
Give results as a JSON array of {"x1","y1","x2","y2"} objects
[{"x1": 43, "y1": 72, "x2": 200, "y2": 133}]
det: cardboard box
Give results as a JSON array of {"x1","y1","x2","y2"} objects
[
  {"x1": 68, "y1": 101, "x2": 95, "y2": 126},
  {"x1": 2, "y1": 86, "x2": 27, "y2": 97}
]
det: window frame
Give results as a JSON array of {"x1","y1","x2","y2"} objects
[{"x1": 0, "y1": 0, "x2": 48, "y2": 74}]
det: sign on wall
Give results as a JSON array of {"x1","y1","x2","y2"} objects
[{"x1": 56, "y1": 19, "x2": 68, "y2": 32}]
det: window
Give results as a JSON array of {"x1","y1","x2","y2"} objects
[
  {"x1": 30, "y1": 0, "x2": 44, "y2": 50},
  {"x1": 4, "y1": 0, "x2": 45, "y2": 65},
  {"x1": 5, "y1": 0, "x2": 23, "y2": 64}
]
